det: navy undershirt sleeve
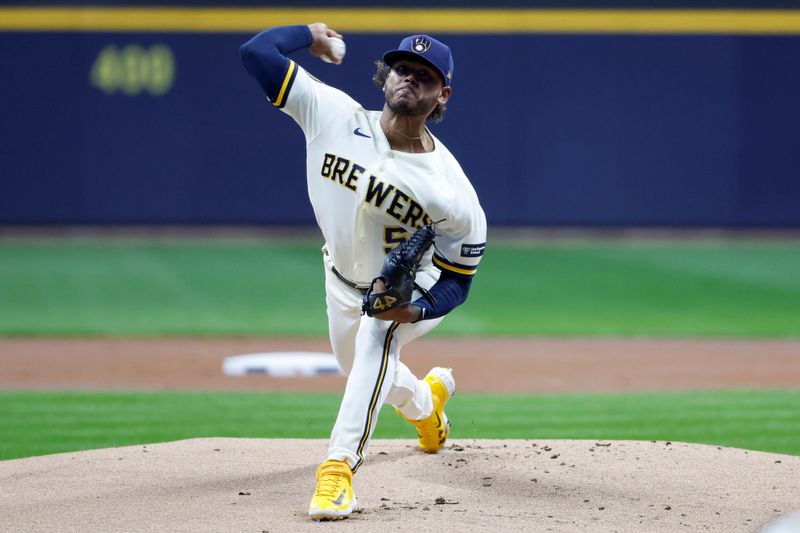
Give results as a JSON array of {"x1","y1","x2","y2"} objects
[
  {"x1": 413, "y1": 270, "x2": 473, "y2": 321},
  {"x1": 240, "y1": 25, "x2": 313, "y2": 101}
]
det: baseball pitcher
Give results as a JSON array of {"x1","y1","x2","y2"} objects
[{"x1": 240, "y1": 23, "x2": 487, "y2": 520}]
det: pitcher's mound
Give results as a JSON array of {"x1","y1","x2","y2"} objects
[{"x1": 1, "y1": 438, "x2": 797, "y2": 532}]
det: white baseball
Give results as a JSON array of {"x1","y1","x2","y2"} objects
[{"x1": 321, "y1": 36, "x2": 346, "y2": 64}]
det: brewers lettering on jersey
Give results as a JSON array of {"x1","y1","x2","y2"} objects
[{"x1": 241, "y1": 23, "x2": 487, "y2": 521}]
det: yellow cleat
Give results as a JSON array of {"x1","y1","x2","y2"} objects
[
  {"x1": 308, "y1": 459, "x2": 357, "y2": 521},
  {"x1": 398, "y1": 367, "x2": 456, "y2": 453}
]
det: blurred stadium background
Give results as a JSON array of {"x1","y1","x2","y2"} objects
[
  {"x1": 1, "y1": 1, "x2": 799, "y2": 461},
  {"x1": 2, "y1": 1, "x2": 800, "y2": 227}
]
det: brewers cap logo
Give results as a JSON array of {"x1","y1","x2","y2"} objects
[{"x1": 413, "y1": 37, "x2": 432, "y2": 53}]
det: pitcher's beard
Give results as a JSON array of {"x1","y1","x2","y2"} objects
[{"x1": 385, "y1": 91, "x2": 437, "y2": 118}]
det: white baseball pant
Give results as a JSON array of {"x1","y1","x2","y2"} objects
[{"x1": 322, "y1": 252, "x2": 443, "y2": 472}]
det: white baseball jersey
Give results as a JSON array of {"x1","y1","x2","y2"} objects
[{"x1": 278, "y1": 61, "x2": 487, "y2": 285}]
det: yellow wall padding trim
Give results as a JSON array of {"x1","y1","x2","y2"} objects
[{"x1": 3, "y1": 8, "x2": 800, "y2": 35}]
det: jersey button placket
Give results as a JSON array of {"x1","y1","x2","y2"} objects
[{"x1": 353, "y1": 205, "x2": 369, "y2": 281}]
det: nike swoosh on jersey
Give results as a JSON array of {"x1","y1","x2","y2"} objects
[{"x1": 353, "y1": 128, "x2": 371, "y2": 138}]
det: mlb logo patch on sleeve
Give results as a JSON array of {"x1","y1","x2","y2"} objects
[{"x1": 461, "y1": 243, "x2": 486, "y2": 257}]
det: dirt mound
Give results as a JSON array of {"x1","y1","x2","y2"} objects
[{"x1": 1, "y1": 438, "x2": 797, "y2": 532}]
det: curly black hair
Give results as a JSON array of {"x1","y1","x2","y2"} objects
[{"x1": 372, "y1": 60, "x2": 447, "y2": 124}]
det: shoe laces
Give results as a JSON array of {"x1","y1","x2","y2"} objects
[
  {"x1": 315, "y1": 464, "x2": 348, "y2": 498},
  {"x1": 315, "y1": 474, "x2": 341, "y2": 498}
]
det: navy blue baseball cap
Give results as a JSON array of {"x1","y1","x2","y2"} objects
[{"x1": 383, "y1": 35, "x2": 454, "y2": 87}]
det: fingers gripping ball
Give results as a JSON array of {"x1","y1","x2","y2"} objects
[
  {"x1": 362, "y1": 224, "x2": 437, "y2": 317},
  {"x1": 321, "y1": 37, "x2": 346, "y2": 64}
]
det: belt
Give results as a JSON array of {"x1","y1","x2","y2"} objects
[
  {"x1": 324, "y1": 247, "x2": 370, "y2": 294},
  {"x1": 331, "y1": 264, "x2": 369, "y2": 295}
]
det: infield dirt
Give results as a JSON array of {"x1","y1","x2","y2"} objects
[{"x1": 2, "y1": 337, "x2": 799, "y2": 392}]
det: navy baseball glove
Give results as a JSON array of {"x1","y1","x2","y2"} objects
[{"x1": 362, "y1": 223, "x2": 436, "y2": 317}]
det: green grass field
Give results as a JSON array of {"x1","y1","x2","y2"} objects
[
  {"x1": 1, "y1": 237, "x2": 798, "y2": 460},
  {"x1": 1, "y1": 389, "x2": 798, "y2": 461},
  {"x1": 1, "y1": 238, "x2": 799, "y2": 337}
]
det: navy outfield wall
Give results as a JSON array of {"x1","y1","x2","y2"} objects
[{"x1": 1, "y1": 8, "x2": 800, "y2": 226}]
